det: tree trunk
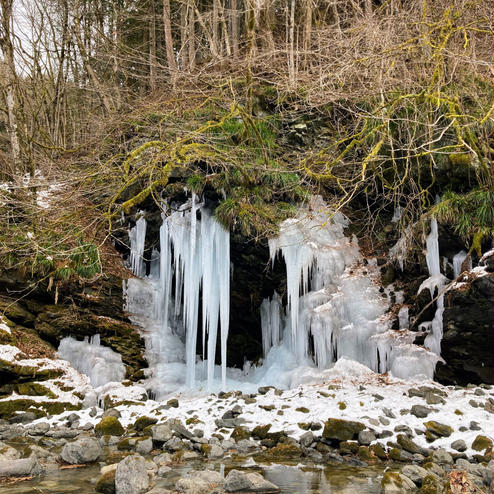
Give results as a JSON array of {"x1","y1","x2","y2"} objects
[
  {"x1": 162, "y1": 0, "x2": 177, "y2": 81},
  {"x1": 0, "y1": 0, "x2": 21, "y2": 171},
  {"x1": 149, "y1": 0, "x2": 157, "y2": 90}
]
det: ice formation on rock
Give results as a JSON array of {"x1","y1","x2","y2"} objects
[
  {"x1": 418, "y1": 218, "x2": 448, "y2": 356},
  {"x1": 453, "y1": 250, "x2": 471, "y2": 278},
  {"x1": 58, "y1": 335, "x2": 126, "y2": 387},
  {"x1": 261, "y1": 197, "x2": 440, "y2": 381}
]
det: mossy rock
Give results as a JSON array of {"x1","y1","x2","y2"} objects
[
  {"x1": 295, "y1": 407, "x2": 309, "y2": 413},
  {"x1": 420, "y1": 474, "x2": 443, "y2": 494},
  {"x1": 381, "y1": 472, "x2": 415, "y2": 493},
  {"x1": 95, "y1": 469, "x2": 116, "y2": 494},
  {"x1": 0, "y1": 298, "x2": 36, "y2": 325},
  {"x1": 323, "y1": 418, "x2": 365, "y2": 441},
  {"x1": 200, "y1": 444, "x2": 212, "y2": 456},
  {"x1": 252, "y1": 424, "x2": 271, "y2": 439},
  {"x1": 424, "y1": 421, "x2": 453, "y2": 438},
  {"x1": 388, "y1": 448, "x2": 409, "y2": 462},
  {"x1": 471, "y1": 435, "x2": 493, "y2": 452},
  {"x1": 95, "y1": 416, "x2": 125, "y2": 437},
  {"x1": 0, "y1": 398, "x2": 79, "y2": 419},
  {"x1": 357, "y1": 446, "x2": 375, "y2": 462},
  {"x1": 297, "y1": 422, "x2": 311, "y2": 430},
  {"x1": 369, "y1": 443, "x2": 387, "y2": 460},
  {"x1": 263, "y1": 443, "x2": 302, "y2": 460},
  {"x1": 105, "y1": 451, "x2": 131, "y2": 464},
  {"x1": 133, "y1": 416, "x2": 157, "y2": 431},
  {"x1": 0, "y1": 358, "x2": 63, "y2": 384},
  {"x1": 396, "y1": 434, "x2": 421, "y2": 454},
  {"x1": 16, "y1": 382, "x2": 57, "y2": 398},
  {"x1": 339, "y1": 441, "x2": 359, "y2": 454},
  {"x1": 117, "y1": 438, "x2": 133, "y2": 451},
  {"x1": 231, "y1": 426, "x2": 250, "y2": 442}
]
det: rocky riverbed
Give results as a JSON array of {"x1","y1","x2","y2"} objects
[{"x1": 0, "y1": 371, "x2": 492, "y2": 494}]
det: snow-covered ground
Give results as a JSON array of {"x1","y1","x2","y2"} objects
[{"x1": 23, "y1": 357, "x2": 493, "y2": 459}]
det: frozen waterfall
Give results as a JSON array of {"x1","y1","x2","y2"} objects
[
  {"x1": 124, "y1": 196, "x2": 441, "y2": 396},
  {"x1": 124, "y1": 197, "x2": 230, "y2": 396}
]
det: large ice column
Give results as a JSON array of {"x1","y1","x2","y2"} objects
[
  {"x1": 268, "y1": 197, "x2": 360, "y2": 363},
  {"x1": 418, "y1": 217, "x2": 448, "y2": 356},
  {"x1": 129, "y1": 213, "x2": 147, "y2": 277},
  {"x1": 163, "y1": 199, "x2": 231, "y2": 389},
  {"x1": 58, "y1": 335, "x2": 126, "y2": 387}
]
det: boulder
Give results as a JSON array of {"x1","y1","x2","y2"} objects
[
  {"x1": 401, "y1": 465, "x2": 429, "y2": 486},
  {"x1": 96, "y1": 465, "x2": 117, "y2": 494},
  {"x1": 176, "y1": 470, "x2": 224, "y2": 493},
  {"x1": 151, "y1": 424, "x2": 173, "y2": 443},
  {"x1": 61, "y1": 436, "x2": 102, "y2": 464},
  {"x1": 115, "y1": 455, "x2": 149, "y2": 494},
  {"x1": 0, "y1": 456, "x2": 44, "y2": 478},
  {"x1": 224, "y1": 469, "x2": 280, "y2": 492},
  {"x1": 424, "y1": 421, "x2": 453, "y2": 437},
  {"x1": 95, "y1": 417, "x2": 125, "y2": 437},
  {"x1": 322, "y1": 418, "x2": 365, "y2": 441}
]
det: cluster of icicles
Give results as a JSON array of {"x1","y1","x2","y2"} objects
[{"x1": 124, "y1": 195, "x2": 441, "y2": 397}]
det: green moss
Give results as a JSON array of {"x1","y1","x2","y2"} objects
[
  {"x1": 339, "y1": 441, "x2": 359, "y2": 454},
  {"x1": 95, "y1": 469, "x2": 116, "y2": 494},
  {"x1": 337, "y1": 401, "x2": 347, "y2": 410},
  {"x1": 369, "y1": 443, "x2": 387, "y2": 460},
  {"x1": 263, "y1": 443, "x2": 302, "y2": 460},
  {"x1": 357, "y1": 446, "x2": 375, "y2": 462},
  {"x1": 252, "y1": 424, "x2": 272, "y2": 439},
  {"x1": 133, "y1": 416, "x2": 157, "y2": 431},
  {"x1": 471, "y1": 435, "x2": 493, "y2": 452},
  {"x1": 323, "y1": 418, "x2": 365, "y2": 441},
  {"x1": 16, "y1": 382, "x2": 57, "y2": 398},
  {"x1": 230, "y1": 426, "x2": 250, "y2": 442},
  {"x1": 0, "y1": 398, "x2": 79, "y2": 419},
  {"x1": 95, "y1": 416, "x2": 125, "y2": 437},
  {"x1": 424, "y1": 421, "x2": 453, "y2": 437}
]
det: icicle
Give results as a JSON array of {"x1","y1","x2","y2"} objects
[
  {"x1": 398, "y1": 306, "x2": 409, "y2": 330},
  {"x1": 453, "y1": 250, "x2": 471, "y2": 278},
  {"x1": 260, "y1": 291, "x2": 283, "y2": 357},
  {"x1": 129, "y1": 213, "x2": 147, "y2": 277},
  {"x1": 417, "y1": 218, "x2": 447, "y2": 356}
]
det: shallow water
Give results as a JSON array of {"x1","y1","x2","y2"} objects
[{"x1": 1, "y1": 460, "x2": 385, "y2": 494}]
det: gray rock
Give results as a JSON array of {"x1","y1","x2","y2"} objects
[
  {"x1": 235, "y1": 439, "x2": 260, "y2": 454},
  {"x1": 410, "y1": 405, "x2": 431, "y2": 418},
  {"x1": 146, "y1": 488, "x2": 173, "y2": 494},
  {"x1": 176, "y1": 470, "x2": 224, "y2": 493},
  {"x1": 381, "y1": 472, "x2": 416, "y2": 494},
  {"x1": 379, "y1": 417, "x2": 391, "y2": 426},
  {"x1": 151, "y1": 424, "x2": 173, "y2": 443},
  {"x1": 9, "y1": 412, "x2": 37, "y2": 424},
  {"x1": 169, "y1": 421, "x2": 195, "y2": 440},
  {"x1": 29, "y1": 445, "x2": 53, "y2": 460},
  {"x1": 67, "y1": 413, "x2": 80, "y2": 424},
  {"x1": 394, "y1": 425, "x2": 413, "y2": 436},
  {"x1": 61, "y1": 436, "x2": 102, "y2": 464},
  {"x1": 0, "y1": 457, "x2": 44, "y2": 478},
  {"x1": 136, "y1": 437, "x2": 153, "y2": 455},
  {"x1": 224, "y1": 469, "x2": 280, "y2": 492},
  {"x1": 382, "y1": 408, "x2": 396, "y2": 419},
  {"x1": 164, "y1": 437, "x2": 185, "y2": 452},
  {"x1": 0, "y1": 424, "x2": 24, "y2": 440},
  {"x1": 431, "y1": 449, "x2": 453, "y2": 466},
  {"x1": 100, "y1": 435, "x2": 121, "y2": 446},
  {"x1": 89, "y1": 407, "x2": 98, "y2": 417},
  {"x1": 425, "y1": 392, "x2": 445, "y2": 405},
  {"x1": 27, "y1": 421, "x2": 50, "y2": 435},
  {"x1": 258, "y1": 386, "x2": 274, "y2": 395},
  {"x1": 451, "y1": 439, "x2": 467, "y2": 452},
  {"x1": 103, "y1": 408, "x2": 122, "y2": 418},
  {"x1": 358, "y1": 430, "x2": 376, "y2": 446},
  {"x1": 401, "y1": 465, "x2": 429, "y2": 486},
  {"x1": 47, "y1": 428, "x2": 79, "y2": 439},
  {"x1": 0, "y1": 441, "x2": 21, "y2": 461},
  {"x1": 115, "y1": 455, "x2": 149, "y2": 494},
  {"x1": 206, "y1": 444, "x2": 224, "y2": 459},
  {"x1": 474, "y1": 388, "x2": 485, "y2": 396},
  {"x1": 300, "y1": 431, "x2": 314, "y2": 448},
  {"x1": 470, "y1": 421, "x2": 481, "y2": 431}
]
